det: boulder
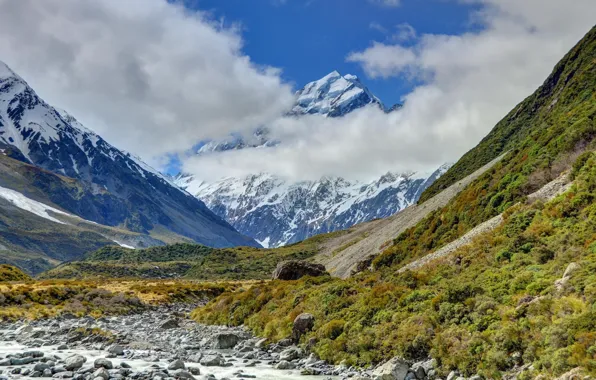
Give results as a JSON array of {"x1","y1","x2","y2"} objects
[
  {"x1": 272, "y1": 261, "x2": 328, "y2": 280},
  {"x1": 373, "y1": 357, "x2": 409, "y2": 380},
  {"x1": 64, "y1": 355, "x2": 86, "y2": 371},
  {"x1": 92, "y1": 368, "x2": 109, "y2": 380},
  {"x1": 170, "y1": 369, "x2": 195, "y2": 379},
  {"x1": 188, "y1": 367, "x2": 201, "y2": 376},
  {"x1": 106, "y1": 345, "x2": 124, "y2": 356},
  {"x1": 93, "y1": 358, "x2": 113, "y2": 370},
  {"x1": 292, "y1": 313, "x2": 315, "y2": 340},
  {"x1": 200, "y1": 354, "x2": 225, "y2": 367},
  {"x1": 279, "y1": 347, "x2": 303, "y2": 361},
  {"x1": 211, "y1": 333, "x2": 240, "y2": 349},
  {"x1": 275, "y1": 360, "x2": 296, "y2": 370},
  {"x1": 160, "y1": 318, "x2": 179, "y2": 329},
  {"x1": 168, "y1": 359, "x2": 185, "y2": 370},
  {"x1": 52, "y1": 371, "x2": 74, "y2": 379},
  {"x1": 34, "y1": 363, "x2": 51, "y2": 372}
]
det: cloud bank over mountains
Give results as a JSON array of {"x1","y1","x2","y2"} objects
[{"x1": 1, "y1": 0, "x2": 595, "y2": 181}]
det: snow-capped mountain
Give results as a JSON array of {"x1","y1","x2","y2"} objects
[
  {"x1": 0, "y1": 60, "x2": 258, "y2": 248},
  {"x1": 197, "y1": 71, "x2": 401, "y2": 155},
  {"x1": 291, "y1": 70, "x2": 389, "y2": 117},
  {"x1": 175, "y1": 70, "x2": 447, "y2": 247},
  {"x1": 175, "y1": 165, "x2": 450, "y2": 247}
]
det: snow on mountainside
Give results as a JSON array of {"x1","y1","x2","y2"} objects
[
  {"x1": 198, "y1": 71, "x2": 401, "y2": 155},
  {"x1": 175, "y1": 165, "x2": 450, "y2": 248},
  {"x1": 0, "y1": 60, "x2": 258, "y2": 248},
  {"x1": 174, "y1": 70, "x2": 445, "y2": 248},
  {"x1": 291, "y1": 71, "x2": 389, "y2": 117}
]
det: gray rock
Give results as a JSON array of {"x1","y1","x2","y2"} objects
[
  {"x1": 160, "y1": 318, "x2": 179, "y2": 329},
  {"x1": 187, "y1": 367, "x2": 201, "y2": 376},
  {"x1": 11, "y1": 357, "x2": 37, "y2": 365},
  {"x1": 107, "y1": 345, "x2": 124, "y2": 356},
  {"x1": 24, "y1": 350, "x2": 44, "y2": 358},
  {"x1": 292, "y1": 313, "x2": 315, "y2": 340},
  {"x1": 53, "y1": 371, "x2": 74, "y2": 378},
  {"x1": 94, "y1": 358, "x2": 113, "y2": 369},
  {"x1": 34, "y1": 363, "x2": 51, "y2": 372},
  {"x1": 279, "y1": 347, "x2": 302, "y2": 361},
  {"x1": 93, "y1": 368, "x2": 110, "y2": 380},
  {"x1": 275, "y1": 360, "x2": 296, "y2": 370},
  {"x1": 272, "y1": 260, "x2": 328, "y2": 280},
  {"x1": 255, "y1": 338, "x2": 268, "y2": 349},
  {"x1": 170, "y1": 369, "x2": 195, "y2": 379},
  {"x1": 168, "y1": 360, "x2": 185, "y2": 370},
  {"x1": 64, "y1": 355, "x2": 86, "y2": 371},
  {"x1": 0, "y1": 359, "x2": 10, "y2": 366},
  {"x1": 447, "y1": 371, "x2": 458, "y2": 380},
  {"x1": 211, "y1": 333, "x2": 240, "y2": 349},
  {"x1": 200, "y1": 354, "x2": 225, "y2": 367},
  {"x1": 373, "y1": 357, "x2": 409, "y2": 380}
]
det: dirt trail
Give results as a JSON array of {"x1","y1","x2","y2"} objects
[{"x1": 314, "y1": 153, "x2": 509, "y2": 278}]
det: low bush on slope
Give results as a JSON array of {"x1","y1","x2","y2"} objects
[
  {"x1": 0, "y1": 278, "x2": 235, "y2": 320},
  {"x1": 0, "y1": 265, "x2": 32, "y2": 282},
  {"x1": 42, "y1": 232, "x2": 345, "y2": 280},
  {"x1": 193, "y1": 152, "x2": 596, "y2": 378}
]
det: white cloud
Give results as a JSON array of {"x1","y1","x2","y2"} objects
[
  {"x1": 347, "y1": 43, "x2": 417, "y2": 79},
  {"x1": 185, "y1": 0, "x2": 596, "y2": 182},
  {"x1": 369, "y1": 0, "x2": 401, "y2": 7},
  {"x1": 391, "y1": 23, "x2": 417, "y2": 42},
  {"x1": 369, "y1": 22, "x2": 388, "y2": 34},
  {"x1": 1, "y1": 0, "x2": 594, "y2": 183},
  {"x1": 0, "y1": 0, "x2": 294, "y2": 166}
]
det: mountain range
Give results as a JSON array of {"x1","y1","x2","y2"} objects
[
  {"x1": 0, "y1": 61, "x2": 258, "y2": 272},
  {"x1": 174, "y1": 71, "x2": 446, "y2": 247}
]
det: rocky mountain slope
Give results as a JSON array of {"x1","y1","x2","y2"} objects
[
  {"x1": 176, "y1": 166, "x2": 449, "y2": 248},
  {"x1": 0, "y1": 61, "x2": 258, "y2": 273},
  {"x1": 175, "y1": 71, "x2": 443, "y2": 247}
]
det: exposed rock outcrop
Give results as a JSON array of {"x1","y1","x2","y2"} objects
[{"x1": 272, "y1": 261, "x2": 328, "y2": 280}]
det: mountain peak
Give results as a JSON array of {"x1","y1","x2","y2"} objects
[
  {"x1": 0, "y1": 60, "x2": 16, "y2": 78},
  {"x1": 293, "y1": 70, "x2": 384, "y2": 117}
]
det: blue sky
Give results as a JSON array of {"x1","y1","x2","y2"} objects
[
  {"x1": 191, "y1": 0, "x2": 480, "y2": 107},
  {"x1": 6, "y1": 0, "x2": 592, "y2": 181}
]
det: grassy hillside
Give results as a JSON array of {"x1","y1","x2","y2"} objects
[
  {"x1": 193, "y1": 26, "x2": 596, "y2": 379},
  {"x1": 42, "y1": 232, "x2": 344, "y2": 280},
  {"x1": 195, "y1": 151, "x2": 596, "y2": 379},
  {"x1": 0, "y1": 278, "x2": 236, "y2": 320},
  {"x1": 419, "y1": 26, "x2": 596, "y2": 204},
  {"x1": 0, "y1": 265, "x2": 31, "y2": 282},
  {"x1": 374, "y1": 25, "x2": 596, "y2": 270}
]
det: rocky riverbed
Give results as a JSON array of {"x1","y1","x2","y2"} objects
[{"x1": 0, "y1": 305, "x2": 356, "y2": 380}]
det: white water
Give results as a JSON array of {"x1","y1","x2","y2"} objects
[{"x1": 0, "y1": 340, "x2": 336, "y2": 380}]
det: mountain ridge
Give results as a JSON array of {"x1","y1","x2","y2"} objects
[
  {"x1": 176, "y1": 70, "x2": 436, "y2": 248},
  {"x1": 0, "y1": 60, "x2": 259, "y2": 273}
]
